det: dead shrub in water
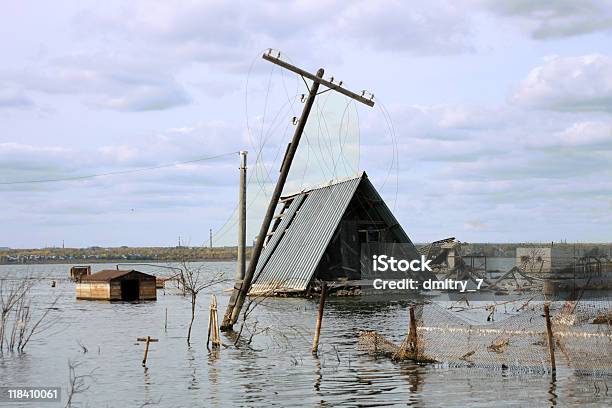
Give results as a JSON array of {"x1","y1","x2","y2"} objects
[
  {"x1": 177, "y1": 260, "x2": 226, "y2": 346},
  {"x1": 0, "y1": 275, "x2": 60, "y2": 353}
]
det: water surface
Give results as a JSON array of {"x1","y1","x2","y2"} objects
[{"x1": 0, "y1": 262, "x2": 609, "y2": 407}]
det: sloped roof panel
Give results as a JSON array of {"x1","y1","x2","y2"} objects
[
  {"x1": 250, "y1": 175, "x2": 363, "y2": 294},
  {"x1": 81, "y1": 269, "x2": 155, "y2": 282}
]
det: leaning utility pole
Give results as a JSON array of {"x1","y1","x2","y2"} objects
[{"x1": 221, "y1": 50, "x2": 374, "y2": 330}]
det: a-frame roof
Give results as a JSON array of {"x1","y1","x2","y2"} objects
[{"x1": 249, "y1": 172, "x2": 413, "y2": 295}]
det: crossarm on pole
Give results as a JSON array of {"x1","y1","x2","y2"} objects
[{"x1": 262, "y1": 53, "x2": 375, "y2": 107}]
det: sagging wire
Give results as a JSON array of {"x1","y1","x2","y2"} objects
[
  {"x1": 375, "y1": 98, "x2": 400, "y2": 213},
  {"x1": 215, "y1": 51, "x2": 302, "y2": 245},
  {"x1": 0, "y1": 151, "x2": 240, "y2": 185}
]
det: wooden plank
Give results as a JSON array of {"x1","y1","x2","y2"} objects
[{"x1": 76, "y1": 282, "x2": 110, "y2": 300}]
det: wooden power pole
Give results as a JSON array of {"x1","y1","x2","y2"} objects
[
  {"x1": 236, "y1": 151, "x2": 247, "y2": 283},
  {"x1": 221, "y1": 49, "x2": 374, "y2": 330}
]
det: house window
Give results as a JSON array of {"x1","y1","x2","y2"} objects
[
  {"x1": 358, "y1": 231, "x2": 367, "y2": 243},
  {"x1": 368, "y1": 230, "x2": 381, "y2": 242},
  {"x1": 359, "y1": 229, "x2": 381, "y2": 243}
]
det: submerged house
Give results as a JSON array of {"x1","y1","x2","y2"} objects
[
  {"x1": 76, "y1": 269, "x2": 157, "y2": 301},
  {"x1": 249, "y1": 172, "x2": 434, "y2": 296}
]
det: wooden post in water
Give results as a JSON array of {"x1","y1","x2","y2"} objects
[
  {"x1": 207, "y1": 294, "x2": 221, "y2": 349},
  {"x1": 543, "y1": 304, "x2": 556, "y2": 373},
  {"x1": 143, "y1": 336, "x2": 151, "y2": 365},
  {"x1": 137, "y1": 336, "x2": 159, "y2": 366},
  {"x1": 408, "y1": 305, "x2": 418, "y2": 356},
  {"x1": 312, "y1": 283, "x2": 327, "y2": 354}
]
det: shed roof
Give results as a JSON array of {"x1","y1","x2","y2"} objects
[
  {"x1": 80, "y1": 269, "x2": 154, "y2": 282},
  {"x1": 250, "y1": 172, "x2": 414, "y2": 294}
]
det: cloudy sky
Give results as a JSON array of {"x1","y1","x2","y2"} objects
[{"x1": 1, "y1": 0, "x2": 612, "y2": 248}]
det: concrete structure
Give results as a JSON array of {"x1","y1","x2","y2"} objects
[
  {"x1": 516, "y1": 247, "x2": 576, "y2": 274},
  {"x1": 516, "y1": 245, "x2": 612, "y2": 290},
  {"x1": 76, "y1": 269, "x2": 157, "y2": 301}
]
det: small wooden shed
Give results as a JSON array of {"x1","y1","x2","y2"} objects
[
  {"x1": 70, "y1": 265, "x2": 91, "y2": 281},
  {"x1": 76, "y1": 269, "x2": 157, "y2": 301}
]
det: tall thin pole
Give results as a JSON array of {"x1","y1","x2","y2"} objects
[
  {"x1": 236, "y1": 151, "x2": 247, "y2": 283},
  {"x1": 221, "y1": 67, "x2": 325, "y2": 330},
  {"x1": 221, "y1": 51, "x2": 374, "y2": 330},
  {"x1": 209, "y1": 229, "x2": 213, "y2": 249}
]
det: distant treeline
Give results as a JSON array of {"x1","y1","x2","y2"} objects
[
  {"x1": 1, "y1": 242, "x2": 611, "y2": 264},
  {"x1": 0, "y1": 246, "x2": 253, "y2": 264}
]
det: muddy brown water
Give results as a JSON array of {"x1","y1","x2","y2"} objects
[{"x1": 0, "y1": 262, "x2": 610, "y2": 407}]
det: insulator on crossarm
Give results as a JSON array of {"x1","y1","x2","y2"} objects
[
  {"x1": 292, "y1": 117, "x2": 298, "y2": 125},
  {"x1": 361, "y1": 90, "x2": 374, "y2": 100}
]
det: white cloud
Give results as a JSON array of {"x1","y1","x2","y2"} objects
[
  {"x1": 333, "y1": 0, "x2": 473, "y2": 55},
  {"x1": 77, "y1": 0, "x2": 477, "y2": 64},
  {"x1": 0, "y1": 121, "x2": 243, "y2": 190},
  {"x1": 0, "y1": 89, "x2": 34, "y2": 109},
  {"x1": 525, "y1": 121, "x2": 612, "y2": 149},
  {"x1": 465, "y1": 219, "x2": 487, "y2": 230},
  {"x1": 91, "y1": 82, "x2": 190, "y2": 111},
  {"x1": 487, "y1": 0, "x2": 612, "y2": 39},
  {"x1": 512, "y1": 54, "x2": 612, "y2": 113},
  {"x1": 556, "y1": 121, "x2": 612, "y2": 146},
  {"x1": 8, "y1": 53, "x2": 191, "y2": 112}
]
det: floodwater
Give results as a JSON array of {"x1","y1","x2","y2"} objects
[{"x1": 0, "y1": 262, "x2": 610, "y2": 407}]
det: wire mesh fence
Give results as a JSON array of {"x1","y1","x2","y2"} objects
[{"x1": 358, "y1": 299, "x2": 612, "y2": 376}]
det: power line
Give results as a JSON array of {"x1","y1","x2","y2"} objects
[{"x1": 0, "y1": 151, "x2": 239, "y2": 185}]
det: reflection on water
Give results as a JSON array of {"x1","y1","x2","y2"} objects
[
  {"x1": 0, "y1": 262, "x2": 610, "y2": 407},
  {"x1": 549, "y1": 373, "x2": 558, "y2": 407}
]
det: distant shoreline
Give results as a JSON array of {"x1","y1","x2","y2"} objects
[
  {"x1": 0, "y1": 246, "x2": 249, "y2": 265},
  {"x1": 1, "y1": 242, "x2": 611, "y2": 265},
  {"x1": 0, "y1": 258, "x2": 238, "y2": 266}
]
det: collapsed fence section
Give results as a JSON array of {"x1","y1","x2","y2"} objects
[{"x1": 358, "y1": 300, "x2": 612, "y2": 375}]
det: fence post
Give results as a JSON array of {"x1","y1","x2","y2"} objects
[
  {"x1": 142, "y1": 336, "x2": 151, "y2": 365},
  {"x1": 544, "y1": 303, "x2": 556, "y2": 373},
  {"x1": 137, "y1": 336, "x2": 159, "y2": 365},
  {"x1": 408, "y1": 306, "x2": 418, "y2": 357},
  {"x1": 207, "y1": 294, "x2": 221, "y2": 349},
  {"x1": 312, "y1": 283, "x2": 327, "y2": 354}
]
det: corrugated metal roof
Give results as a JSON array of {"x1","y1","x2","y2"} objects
[
  {"x1": 81, "y1": 269, "x2": 155, "y2": 282},
  {"x1": 250, "y1": 173, "x2": 365, "y2": 295}
]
